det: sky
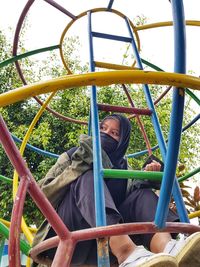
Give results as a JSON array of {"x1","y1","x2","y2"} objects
[
  {"x1": 1, "y1": 0, "x2": 200, "y2": 74},
  {"x1": 1, "y1": 0, "x2": 199, "y2": 113}
]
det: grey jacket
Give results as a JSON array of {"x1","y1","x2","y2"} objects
[{"x1": 31, "y1": 134, "x2": 113, "y2": 266}]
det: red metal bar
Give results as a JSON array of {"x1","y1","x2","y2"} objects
[
  {"x1": 30, "y1": 222, "x2": 200, "y2": 265},
  {"x1": 9, "y1": 176, "x2": 29, "y2": 267},
  {"x1": 154, "y1": 86, "x2": 172, "y2": 105},
  {"x1": 72, "y1": 222, "x2": 200, "y2": 241},
  {"x1": 13, "y1": 0, "x2": 35, "y2": 85},
  {"x1": 122, "y1": 84, "x2": 152, "y2": 155},
  {"x1": 28, "y1": 180, "x2": 71, "y2": 240},
  {"x1": 44, "y1": 0, "x2": 76, "y2": 19},
  {"x1": 52, "y1": 239, "x2": 75, "y2": 267},
  {"x1": 30, "y1": 237, "x2": 58, "y2": 266},
  {"x1": 0, "y1": 116, "x2": 70, "y2": 240},
  {"x1": 98, "y1": 103, "x2": 152, "y2": 115}
]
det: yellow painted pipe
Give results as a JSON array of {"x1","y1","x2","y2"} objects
[
  {"x1": 136, "y1": 20, "x2": 200, "y2": 31},
  {"x1": 188, "y1": 210, "x2": 200, "y2": 219},
  {"x1": 12, "y1": 92, "x2": 56, "y2": 244},
  {"x1": 0, "y1": 218, "x2": 37, "y2": 233},
  {"x1": 95, "y1": 61, "x2": 139, "y2": 70},
  {"x1": 0, "y1": 71, "x2": 200, "y2": 107},
  {"x1": 26, "y1": 255, "x2": 31, "y2": 267}
]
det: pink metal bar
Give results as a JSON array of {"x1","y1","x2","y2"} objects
[
  {"x1": 0, "y1": 115, "x2": 70, "y2": 240},
  {"x1": 98, "y1": 103, "x2": 152, "y2": 115},
  {"x1": 9, "y1": 176, "x2": 29, "y2": 267}
]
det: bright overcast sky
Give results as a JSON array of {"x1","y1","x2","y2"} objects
[{"x1": 1, "y1": 0, "x2": 200, "y2": 73}]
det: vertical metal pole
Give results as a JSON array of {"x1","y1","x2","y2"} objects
[
  {"x1": 155, "y1": 0, "x2": 189, "y2": 227},
  {"x1": 125, "y1": 15, "x2": 189, "y2": 228},
  {"x1": 87, "y1": 11, "x2": 110, "y2": 267}
]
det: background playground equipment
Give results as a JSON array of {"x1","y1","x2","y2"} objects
[{"x1": 0, "y1": 0, "x2": 200, "y2": 266}]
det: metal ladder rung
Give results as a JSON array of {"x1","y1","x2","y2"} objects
[
  {"x1": 95, "y1": 61, "x2": 139, "y2": 70},
  {"x1": 98, "y1": 103, "x2": 152, "y2": 115},
  {"x1": 92, "y1": 31, "x2": 132, "y2": 43}
]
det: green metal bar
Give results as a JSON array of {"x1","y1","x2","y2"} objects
[
  {"x1": 2, "y1": 166, "x2": 198, "y2": 185},
  {"x1": 141, "y1": 58, "x2": 200, "y2": 106},
  {"x1": 178, "y1": 166, "x2": 200, "y2": 183},
  {"x1": 0, "y1": 221, "x2": 31, "y2": 256},
  {"x1": 103, "y1": 167, "x2": 200, "y2": 183},
  {"x1": 103, "y1": 169, "x2": 162, "y2": 180},
  {"x1": 185, "y1": 88, "x2": 200, "y2": 106},
  {"x1": 0, "y1": 44, "x2": 60, "y2": 68},
  {"x1": 141, "y1": 58, "x2": 163, "y2": 71},
  {"x1": 0, "y1": 174, "x2": 12, "y2": 184}
]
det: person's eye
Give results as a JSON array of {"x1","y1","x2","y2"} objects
[
  {"x1": 100, "y1": 125, "x2": 106, "y2": 131},
  {"x1": 112, "y1": 131, "x2": 119, "y2": 137}
]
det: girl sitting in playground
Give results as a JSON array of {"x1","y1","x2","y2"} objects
[{"x1": 32, "y1": 114, "x2": 200, "y2": 267}]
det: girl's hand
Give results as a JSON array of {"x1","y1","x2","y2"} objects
[{"x1": 144, "y1": 160, "x2": 161, "y2": 172}]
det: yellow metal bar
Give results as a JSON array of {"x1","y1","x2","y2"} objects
[
  {"x1": 26, "y1": 255, "x2": 31, "y2": 267},
  {"x1": 95, "y1": 61, "x2": 138, "y2": 70},
  {"x1": 0, "y1": 71, "x2": 200, "y2": 107},
  {"x1": 136, "y1": 20, "x2": 200, "y2": 31},
  {"x1": 188, "y1": 210, "x2": 200, "y2": 219},
  {"x1": 0, "y1": 218, "x2": 37, "y2": 233},
  {"x1": 12, "y1": 92, "x2": 56, "y2": 244}
]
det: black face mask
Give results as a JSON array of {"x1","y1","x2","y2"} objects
[{"x1": 100, "y1": 132, "x2": 118, "y2": 155}]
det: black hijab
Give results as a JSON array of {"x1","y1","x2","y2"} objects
[{"x1": 100, "y1": 114, "x2": 131, "y2": 169}]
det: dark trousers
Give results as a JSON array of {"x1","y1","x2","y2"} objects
[{"x1": 44, "y1": 170, "x2": 179, "y2": 265}]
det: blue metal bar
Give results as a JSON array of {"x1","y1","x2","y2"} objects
[
  {"x1": 155, "y1": 0, "x2": 189, "y2": 227},
  {"x1": 88, "y1": 11, "x2": 106, "y2": 226},
  {"x1": 107, "y1": 0, "x2": 114, "y2": 10},
  {"x1": 125, "y1": 18, "x2": 167, "y2": 158},
  {"x1": 92, "y1": 31, "x2": 132, "y2": 43},
  {"x1": 11, "y1": 134, "x2": 59, "y2": 158},
  {"x1": 88, "y1": 11, "x2": 110, "y2": 267},
  {"x1": 125, "y1": 17, "x2": 188, "y2": 227}
]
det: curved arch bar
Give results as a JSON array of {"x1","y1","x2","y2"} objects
[
  {"x1": 0, "y1": 174, "x2": 12, "y2": 184},
  {"x1": 141, "y1": 58, "x2": 200, "y2": 106},
  {"x1": 12, "y1": 134, "x2": 59, "y2": 158},
  {"x1": 0, "y1": 45, "x2": 60, "y2": 69},
  {"x1": 178, "y1": 166, "x2": 200, "y2": 183},
  {"x1": 136, "y1": 20, "x2": 200, "y2": 31},
  {"x1": 0, "y1": 221, "x2": 31, "y2": 256},
  {"x1": 13, "y1": 0, "x2": 35, "y2": 84},
  {"x1": 9, "y1": 176, "x2": 29, "y2": 266},
  {"x1": 0, "y1": 70, "x2": 200, "y2": 107},
  {"x1": 30, "y1": 222, "x2": 200, "y2": 264}
]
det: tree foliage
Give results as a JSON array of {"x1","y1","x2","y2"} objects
[{"x1": 0, "y1": 28, "x2": 199, "y2": 230}]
